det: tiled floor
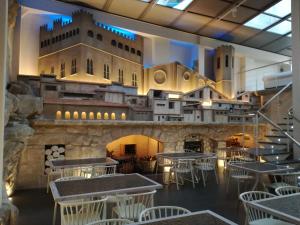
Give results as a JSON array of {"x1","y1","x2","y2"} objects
[{"x1": 12, "y1": 169, "x2": 249, "y2": 225}]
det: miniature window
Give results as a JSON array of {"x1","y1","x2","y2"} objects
[
  {"x1": 60, "y1": 62, "x2": 65, "y2": 78},
  {"x1": 50, "y1": 66, "x2": 55, "y2": 74},
  {"x1": 40, "y1": 42, "x2": 43, "y2": 48},
  {"x1": 62, "y1": 34, "x2": 65, "y2": 40},
  {"x1": 76, "y1": 28, "x2": 80, "y2": 34},
  {"x1": 169, "y1": 102, "x2": 175, "y2": 109},
  {"x1": 47, "y1": 39, "x2": 50, "y2": 45},
  {"x1": 111, "y1": 40, "x2": 117, "y2": 46},
  {"x1": 125, "y1": 45, "x2": 129, "y2": 51},
  {"x1": 86, "y1": 59, "x2": 94, "y2": 75},
  {"x1": 217, "y1": 57, "x2": 220, "y2": 69},
  {"x1": 73, "y1": 29, "x2": 76, "y2": 36},
  {"x1": 66, "y1": 32, "x2": 69, "y2": 38},
  {"x1": 132, "y1": 73, "x2": 137, "y2": 87},
  {"x1": 137, "y1": 50, "x2": 142, "y2": 56},
  {"x1": 55, "y1": 36, "x2": 58, "y2": 42},
  {"x1": 225, "y1": 55, "x2": 229, "y2": 67},
  {"x1": 59, "y1": 35, "x2": 62, "y2": 41},
  {"x1": 69, "y1": 31, "x2": 72, "y2": 37},
  {"x1": 104, "y1": 64, "x2": 110, "y2": 79},
  {"x1": 118, "y1": 69, "x2": 124, "y2": 83},
  {"x1": 118, "y1": 42, "x2": 123, "y2": 49},
  {"x1": 87, "y1": 30, "x2": 94, "y2": 38},
  {"x1": 131, "y1": 48, "x2": 136, "y2": 54},
  {"x1": 97, "y1": 34, "x2": 102, "y2": 41},
  {"x1": 199, "y1": 91, "x2": 203, "y2": 98},
  {"x1": 52, "y1": 38, "x2": 55, "y2": 44},
  {"x1": 71, "y1": 59, "x2": 77, "y2": 74},
  {"x1": 232, "y1": 56, "x2": 234, "y2": 68}
]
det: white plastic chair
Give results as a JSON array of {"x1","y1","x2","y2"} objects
[
  {"x1": 275, "y1": 185, "x2": 300, "y2": 196},
  {"x1": 61, "y1": 166, "x2": 92, "y2": 178},
  {"x1": 239, "y1": 191, "x2": 292, "y2": 225},
  {"x1": 269, "y1": 171, "x2": 300, "y2": 190},
  {"x1": 91, "y1": 165, "x2": 117, "y2": 177},
  {"x1": 85, "y1": 219, "x2": 132, "y2": 225},
  {"x1": 59, "y1": 197, "x2": 108, "y2": 225},
  {"x1": 194, "y1": 156, "x2": 218, "y2": 187},
  {"x1": 169, "y1": 159, "x2": 195, "y2": 190},
  {"x1": 46, "y1": 168, "x2": 61, "y2": 193},
  {"x1": 52, "y1": 176, "x2": 85, "y2": 225},
  {"x1": 112, "y1": 190, "x2": 156, "y2": 222},
  {"x1": 138, "y1": 206, "x2": 191, "y2": 222},
  {"x1": 155, "y1": 153, "x2": 174, "y2": 174},
  {"x1": 226, "y1": 161, "x2": 253, "y2": 195}
]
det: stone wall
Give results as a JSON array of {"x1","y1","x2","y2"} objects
[{"x1": 16, "y1": 119, "x2": 267, "y2": 189}]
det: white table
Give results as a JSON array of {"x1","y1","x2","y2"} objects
[
  {"x1": 229, "y1": 162, "x2": 292, "y2": 190},
  {"x1": 249, "y1": 193, "x2": 300, "y2": 224}
]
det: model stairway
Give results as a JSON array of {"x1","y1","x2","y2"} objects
[{"x1": 257, "y1": 116, "x2": 293, "y2": 162}]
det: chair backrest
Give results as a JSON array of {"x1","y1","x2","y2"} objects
[
  {"x1": 195, "y1": 157, "x2": 217, "y2": 169},
  {"x1": 239, "y1": 191, "x2": 275, "y2": 222},
  {"x1": 227, "y1": 161, "x2": 249, "y2": 176},
  {"x1": 61, "y1": 166, "x2": 93, "y2": 178},
  {"x1": 115, "y1": 190, "x2": 156, "y2": 221},
  {"x1": 55, "y1": 176, "x2": 83, "y2": 182},
  {"x1": 139, "y1": 206, "x2": 191, "y2": 222},
  {"x1": 59, "y1": 197, "x2": 108, "y2": 225},
  {"x1": 275, "y1": 186, "x2": 300, "y2": 196},
  {"x1": 91, "y1": 165, "x2": 116, "y2": 177},
  {"x1": 173, "y1": 159, "x2": 194, "y2": 170},
  {"x1": 85, "y1": 219, "x2": 132, "y2": 225}
]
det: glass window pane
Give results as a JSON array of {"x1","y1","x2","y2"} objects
[
  {"x1": 244, "y1": 13, "x2": 279, "y2": 29},
  {"x1": 265, "y1": 0, "x2": 291, "y2": 18},
  {"x1": 268, "y1": 20, "x2": 291, "y2": 34},
  {"x1": 157, "y1": 0, "x2": 193, "y2": 10}
]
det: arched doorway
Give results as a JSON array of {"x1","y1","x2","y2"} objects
[{"x1": 106, "y1": 135, "x2": 163, "y2": 174}]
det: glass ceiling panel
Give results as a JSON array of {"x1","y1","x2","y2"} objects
[
  {"x1": 244, "y1": 13, "x2": 280, "y2": 30},
  {"x1": 265, "y1": 0, "x2": 291, "y2": 18},
  {"x1": 268, "y1": 20, "x2": 291, "y2": 35},
  {"x1": 156, "y1": 0, "x2": 193, "y2": 10}
]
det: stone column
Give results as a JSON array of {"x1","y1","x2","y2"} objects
[
  {"x1": 0, "y1": 0, "x2": 8, "y2": 206},
  {"x1": 198, "y1": 45, "x2": 206, "y2": 75},
  {"x1": 292, "y1": 0, "x2": 300, "y2": 159}
]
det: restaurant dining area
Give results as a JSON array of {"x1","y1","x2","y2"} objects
[{"x1": 1, "y1": 0, "x2": 300, "y2": 225}]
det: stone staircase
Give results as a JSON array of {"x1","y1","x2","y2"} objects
[{"x1": 257, "y1": 116, "x2": 293, "y2": 162}]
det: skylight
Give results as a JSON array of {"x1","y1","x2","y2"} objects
[
  {"x1": 156, "y1": 0, "x2": 193, "y2": 10},
  {"x1": 267, "y1": 20, "x2": 291, "y2": 35},
  {"x1": 265, "y1": 0, "x2": 291, "y2": 18},
  {"x1": 244, "y1": 13, "x2": 279, "y2": 30}
]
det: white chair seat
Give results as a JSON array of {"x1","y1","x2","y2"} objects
[
  {"x1": 171, "y1": 168, "x2": 191, "y2": 173},
  {"x1": 232, "y1": 175, "x2": 253, "y2": 180},
  {"x1": 194, "y1": 165, "x2": 214, "y2": 171},
  {"x1": 249, "y1": 218, "x2": 293, "y2": 225},
  {"x1": 113, "y1": 203, "x2": 146, "y2": 220},
  {"x1": 268, "y1": 182, "x2": 290, "y2": 189}
]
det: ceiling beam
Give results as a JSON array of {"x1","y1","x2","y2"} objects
[
  {"x1": 196, "y1": 0, "x2": 248, "y2": 33},
  {"x1": 102, "y1": 0, "x2": 114, "y2": 11},
  {"x1": 168, "y1": 0, "x2": 197, "y2": 27},
  {"x1": 138, "y1": 0, "x2": 158, "y2": 20}
]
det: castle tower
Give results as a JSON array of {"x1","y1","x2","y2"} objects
[{"x1": 214, "y1": 45, "x2": 235, "y2": 98}]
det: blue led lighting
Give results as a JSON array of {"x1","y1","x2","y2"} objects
[
  {"x1": 96, "y1": 22, "x2": 136, "y2": 40},
  {"x1": 47, "y1": 15, "x2": 73, "y2": 31}
]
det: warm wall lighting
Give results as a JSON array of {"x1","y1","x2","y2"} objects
[
  {"x1": 56, "y1": 111, "x2": 62, "y2": 120},
  {"x1": 89, "y1": 112, "x2": 95, "y2": 120},
  {"x1": 97, "y1": 112, "x2": 101, "y2": 120},
  {"x1": 65, "y1": 111, "x2": 71, "y2": 120},
  {"x1": 168, "y1": 94, "x2": 180, "y2": 99},
  {"x1": 5, "y1": 182, "x2": 13, "y2": 197},
  {"x1": 111, "y1": 112, "x2": 116, "y2": 120},
  {"x1": 121, "y1": 112, "x2": 126, "y2": 120},
  {"x1": 202, "y1": 100, "x2": 212, "y2": 107},
  {"x1": 81, "y1": 112, "x2": 87, "y2": 120},
  {"x1": 104, "y1": 112, "x2": 109, "y2": 120},
  {"x1": 73, "y1": 111, "x2": 79, "y2": 120}
]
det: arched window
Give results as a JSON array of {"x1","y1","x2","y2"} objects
[
  {"x1": 118, "y1": 42, "x2": 123, "y2": 49},
  {"x1": 86, "y1": 59, "x2": 93, "y2": 75},
  {"x1": 55, "y1": 36, "x2": 58, "y2": 42},
  {"x1": 131, "y1": 48, "x2": 136, "y2": 54},
  {"x1": 137, "y1": 50, "x2": 142, "y2": 56},
  {"x1": 132, "y1": 73, "x2": 137, "y2": 87},
  {"x1": 111, "y1": 40, "x2": 117, "y2": 47},
  {"x1": 47, "y1": 39, "x2": 50, "y2": 45},
  {"x1": 62, "y1": 34, "x2": 65, "y2": 40},
  {"x1": 69, "y1": 31, "x2": 73, "y2": 37},
  {"x1": 60, "y1": 62, "x2": 65, "y2": 78},
  {"x1": 104, "y1": 64, "x2": 110, "y2": 79},
  {"x1": 66, "y1": 32, "x2": 69, "y2": 38},
  {"x1": 87, "y1": 30, "x2": 94, "y2": 38},
  {"x1": 52, "y1": 37, "x2": 55, "y2": 44},
  {"x1": 125, "y1": 45, "x2": 129, "y2": 51},
  {"x1": 73, "y1": 29, "x2": 76, "y2": 36},
  {"x1": 118, "y1": 69, "x2": 124, "y2": 83},
  {"x1": 58, "y1": 35, "x2": 62, "y2": 41},
  {"x1": 76, "y1": 28, "x2": 80, "y2": 34},
  {"x1": 71, "y1": 59, "x2": 77, "y2": 74},
  {"x1": 97, "y1": 34, "x2": 102, "y2": 41}
]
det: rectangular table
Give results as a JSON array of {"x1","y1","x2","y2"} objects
[
  {"x1": 50, "y1": 173, "x2": 163, "y2": 202},
  {"x1": 49, "y1": 157, "x2": 118, "y2": 169},
  {"x1": 229, "y1": 162, "x2": 292, "y2": 190},
  {"x1": 130, "y1": 210, "x2": 237, "y2": 225},
  {"x1": 157, "y1": 152, "x2": 215, "y2": 160},
  {"x1": 249, "y1": 193, "x2": 300, "y2": 224}
]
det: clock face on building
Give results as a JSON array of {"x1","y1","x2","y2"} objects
[
  {"x1": 154, "y1": 70, "x2": 167, "y2": 84},
  {"x1": 183, "y1": 71, "x2": 190, "y2": 81}
]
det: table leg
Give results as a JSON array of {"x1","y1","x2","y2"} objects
[
  {"x1": 52, "y1": 202, "x2": 57, "y2": 225},
  {"x1": 252, "y1": 174, "x2": 260, "y2": 191}
]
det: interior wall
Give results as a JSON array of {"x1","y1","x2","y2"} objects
[{"x1": 106, "y1": 135, "x2": 162, "y2": 158}]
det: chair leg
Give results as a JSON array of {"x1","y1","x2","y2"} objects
[
  {"x1": 191, "y1": 170, "x2": 195, "y2": 189},
  {"x1": 237, "y1": 181, "x2": 240, "y2": 196},
  {"x1": 214, "y1": 169, "x2": 219, "y2": 184},
  {"x1": 201, "y1": 170, "x2": 206, "y2": 187},
  {"x1": 47, "y1": 174, "x2": 50, "y2": 193},
  {"x1": 52, "y1": 202, "x2": 57, "y2": 225},
  {"x1": 175, "y1": 172, "x2": 179, "y2": 190}
]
